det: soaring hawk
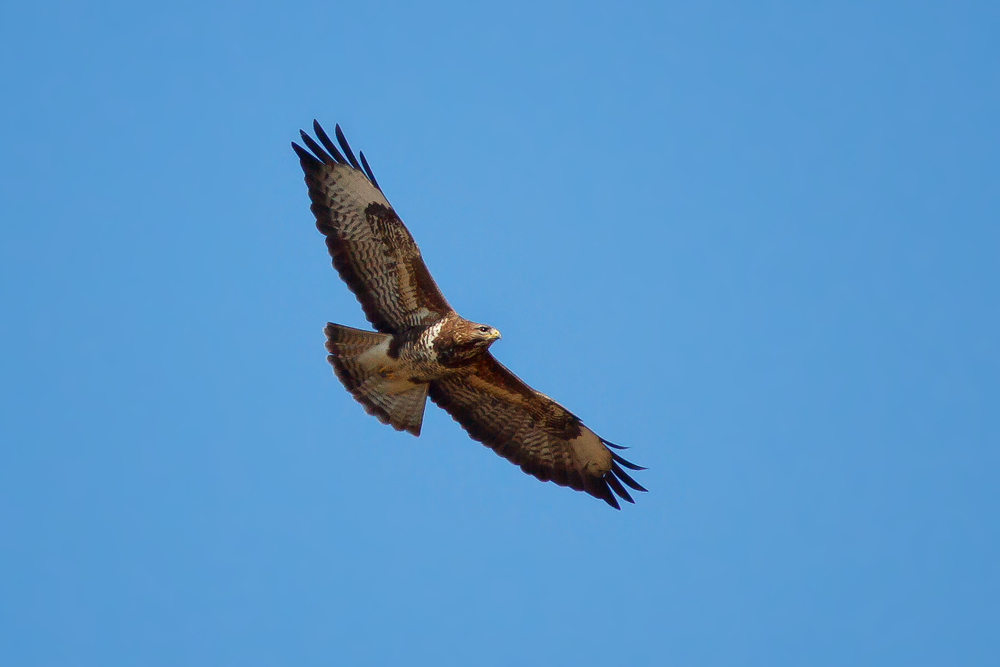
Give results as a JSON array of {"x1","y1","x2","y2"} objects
[{"x1": 292, "y1": 121, "x2": 646, "y2": 508}]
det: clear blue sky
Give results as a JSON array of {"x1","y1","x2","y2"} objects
[{"x1": 2, "y1": 1, "x2": 998, "y2": 665}]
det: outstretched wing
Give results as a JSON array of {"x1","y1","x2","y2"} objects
[
  {"x1": 293, "y1": 121, "x2": 453, "y2": 334},
  {"x1": 428, "y1": 355, "x2": 646, "y2": 509}
]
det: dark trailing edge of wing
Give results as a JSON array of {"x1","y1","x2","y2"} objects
[{"x1": 290, "y1": 121, "x2": 383, "y2": 194}]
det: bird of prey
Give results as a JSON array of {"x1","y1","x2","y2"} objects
[{"x1": 292, "y1": 121, "x2": 646, "y2": 508}]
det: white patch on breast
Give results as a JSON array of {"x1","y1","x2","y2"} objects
[{"x1": 424, "y1": 320, "x2": 445, "y2": 346}]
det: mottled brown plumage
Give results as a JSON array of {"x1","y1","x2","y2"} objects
[{"x1": 293, "y1": 121, "x2": 645, "y2": 508}]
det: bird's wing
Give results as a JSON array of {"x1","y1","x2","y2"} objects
[
  {"x1": 293, "y1": 122, "x2": 452, "y2": 333},
  {"x1": 428, "y1": 354, "x2": 646, "y2": 508}
]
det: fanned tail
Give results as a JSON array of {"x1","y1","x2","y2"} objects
[{"x1": 324, "y1": 323, "x2": 428, "y2": 436}]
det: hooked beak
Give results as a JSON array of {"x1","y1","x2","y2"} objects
[{"x1": 490, "y1": 328, "x2": 502, "y2": 341}]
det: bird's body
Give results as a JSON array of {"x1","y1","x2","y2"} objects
[
  {"x1": 324, "y1": 314, "x2": 501, "y2": 436},
  {"x1": 293, "y1": 121, "x2": 646, "y2": 508}
]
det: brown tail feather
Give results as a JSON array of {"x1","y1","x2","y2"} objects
[{"x1": 323, "y1": 323, "x2": 428, "y2": 436}]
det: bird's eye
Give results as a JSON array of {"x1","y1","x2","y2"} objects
[{"x1": 478, "y1": 326, "x2": 489, "y2": 333}]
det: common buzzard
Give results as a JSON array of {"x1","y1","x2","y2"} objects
[{"x1": 293, "y1": 122, "x2": 646, "y2": 508}]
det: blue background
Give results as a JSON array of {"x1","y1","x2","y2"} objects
[{"x1": 2, "y1": 1, "x2": 998, "y2": 665}]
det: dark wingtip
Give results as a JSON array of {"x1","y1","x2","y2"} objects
[
  {"x1": 335, "y1": 123, "x2": 362, "y2": 170},
  {"x1": 292, "y1": 141, "x2": 322, "y2": 168},
  {"x1": 606, "y1": 473, "x2": 636, "y2": 504},
  {"x1": 359, "y1": 150, "x2": 382, "y2": 191},
  {"x1": 298, "y1": 130, "x2": 335, "y2": 166},
  {"x1": 313, "y1": 120, "x2": 347, "y2": 164},
  {"x1": 600, "y1": 438, "x2": 628, "y2": 450},
  {"x1": 611, "y1": 450, "x2": 646, "y2": 471},
  {"x1": 597, "y1": 478, "x2": 620, "y2": 509},
  {"x1": 611, "y1": 461, "x2": 648, "y2": 493}
]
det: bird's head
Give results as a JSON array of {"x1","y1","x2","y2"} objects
[
  {"x1": 454, "y1": 321, "x2": 502, "y2": 351},
  {"x1": 471, "y1": 322, "x2": 502, "y2": 348}
]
